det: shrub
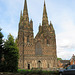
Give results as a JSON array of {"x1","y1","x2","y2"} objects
[{"x1": 17, "y1": 69, "x2": 59, "y2": 75}]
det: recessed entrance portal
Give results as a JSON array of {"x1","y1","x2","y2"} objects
[
  {"x1": 28, "y1": 64, "x2": 30, "y2": 69},
  {"x1": 38, "y1": 61, "x2": 41, "y2": 68}
]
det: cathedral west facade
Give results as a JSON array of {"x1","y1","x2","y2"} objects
[{"x1": 18, "y1": 0, "x2": 57, "y2": 70}]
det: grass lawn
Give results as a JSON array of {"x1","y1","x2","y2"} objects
[{"x1": 17, "y1": 69, "x2": 59, "y2": 75}]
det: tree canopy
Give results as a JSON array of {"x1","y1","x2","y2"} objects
[
  {"x1": 4, "y1": 34, "x2": 19, "y2": 72},
  {"x1": 0, "y1": 28, "x2": 4, "y2": 63},
  {"x1": 57, "y1": 58, "x2": 62, "y2": 61}
]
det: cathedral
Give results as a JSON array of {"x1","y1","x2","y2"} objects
[{"x1": 18, "y1": 0, "x2": 57, "y2": 70}]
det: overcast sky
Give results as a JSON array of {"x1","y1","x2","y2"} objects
[{"x1": 0, "y1": 0, "x2": 75, "y2": 60}]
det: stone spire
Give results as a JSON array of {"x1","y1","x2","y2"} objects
[
  {"x1": 23, "y1": 0, "x2": 29, "y2": 23},
  {"x1": 42, "y1": 0, "x2": 48, "y2": 26}
]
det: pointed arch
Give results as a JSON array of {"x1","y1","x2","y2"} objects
[
  {"x1": 38, "y1": 60, "x2": 41, "y2": 68},
  {"x1": 28, "y1": 64, "x2": 30, "y2": 69}
]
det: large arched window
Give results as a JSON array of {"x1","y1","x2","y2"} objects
[
  {"x1": 27, "y1": 36, "x2": 29, "y2": 43},
  {"x1": 35, "y1": 42, "x2": 42, "y2": 55}
]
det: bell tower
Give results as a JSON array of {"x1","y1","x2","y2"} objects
[{"x1": 18, "y1": 0, "x2": 34, "y2": 69}]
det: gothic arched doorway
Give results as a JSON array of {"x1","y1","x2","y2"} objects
[
  {"x1": 28, "y1": 64, "x2": 30, "y2": 69},
  {"x1": 38, "y1": 60, "x2": 41, "y2": 69}
]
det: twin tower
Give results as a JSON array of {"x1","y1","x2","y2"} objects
[{"x1": 18, "y1": 0, "x2": 57, "y2": 70}]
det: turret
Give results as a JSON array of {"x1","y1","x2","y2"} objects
[
  {"x1": 50, "y1": 21, "x2": 54, "y2": 32},
  {"x1": 19, "y1": 11, "x2": 23, "y2": 30},
  {"x1": 20, "y1": 10, "x2": 23, "y2": 23},
  {"x1": 39, "y1": 23, "x2": 42, "y2": 32},
  {"x1": 30, "y1": 19, "x2": 33, "y2": 29}
]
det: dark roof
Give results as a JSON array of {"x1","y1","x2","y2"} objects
[{"x1": 60, "y1": 60, "x2": 70, "y2": 64}]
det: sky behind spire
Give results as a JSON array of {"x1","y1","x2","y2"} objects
[{"x1": 0, "y1": 0, "x2": 75, "y2": 60}]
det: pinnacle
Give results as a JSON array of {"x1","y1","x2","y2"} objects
[
  {"x1": 50, "y1": 21, "x2": 52, "y2": 25},
  {"x1": 50, "y1": 21, "x2": 53, "y2": 26},
  {"x1": 30, "y1": 19, "x2": 33, "y2": 22},
  {"x1": 50, "y1": 21, "x2": 54, "y2": 31},
  {"x1": 20, "y1": 10, "x2": 22, "y2": 17},
  {"x1": 20, "y1": 10, "x2": 23, "y2": 22}
]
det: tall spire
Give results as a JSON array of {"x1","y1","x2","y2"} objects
[
  {"x1": 24, "y1": 0, "x2": 28, "y2": 13},
  {"x1": 42, "y1": 0, "x2": 48, "y2": 26},
  {"x1": 23, "y1": 0, "x2": 29, "y2": 23}
]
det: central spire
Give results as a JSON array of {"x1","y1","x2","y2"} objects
[
  {"x1": 23, "y1": 0, "x2": 29, "y2": 23},
  {"x1": 42, "y1": 0, "x2": 48, "y2": 26},
  {"x1": 24, "y1": 0, "x2": 28, "y2": 13}
]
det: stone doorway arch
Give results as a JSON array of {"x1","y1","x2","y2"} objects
[
  {"x1": 28, "y1": 64, "x2": 30, "y2": 69},
  {"x1": 38, "y1": 60, "x2": 41, "y2": 69}
]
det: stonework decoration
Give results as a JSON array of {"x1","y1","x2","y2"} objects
[{"x1": 18, "y1": 0, "x2": 57, "y2": 71}]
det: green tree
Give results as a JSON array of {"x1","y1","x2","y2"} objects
[
  {"x1": 0, "y1": 28, "x2": 4, "y2": 71},
  {"x1": 0, "y1": 28, "x2": 3, "y2": 63},
  {"x1": 57, "y1": 58, "x2": 62, "y2": 61},
  {"x1": 4, "y1": 34, "x2": 19, "y2": 72}
]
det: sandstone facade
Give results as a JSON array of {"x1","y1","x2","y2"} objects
[{"x1": 18, "y1": 0, "x2": 57, "y2": 70}]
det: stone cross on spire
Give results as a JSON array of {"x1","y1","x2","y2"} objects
[{"x1": 42, "y1": 0, "x2": 48, "y2": 26}]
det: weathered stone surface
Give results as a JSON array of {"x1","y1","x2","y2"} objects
[{"x1": 18, "y1": 0, "x2": 57, "y2": 70}]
